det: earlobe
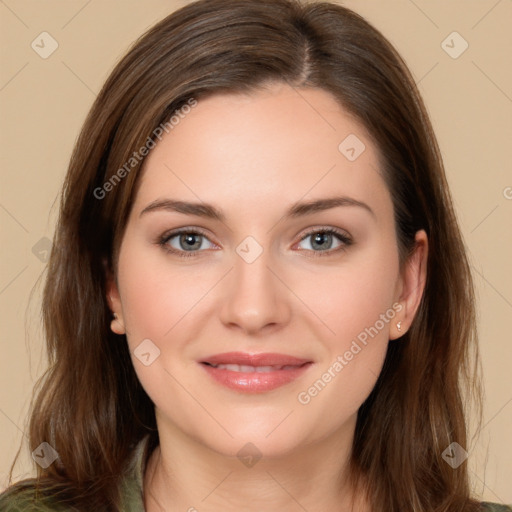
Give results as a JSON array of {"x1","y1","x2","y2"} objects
[
  {"x1": 392, "y1": 230, "x2": 429, "y2": 340},
  {"x1": 110, "y1": 313, "x2": 126, "y2": 335},
  {"x1": 389, "y1": 312, "x2": 404, "y2": 340},
  {"x1": 109, "y1": 301, "x2": 126, "y2": 335},
  {"x1": 105, "y1": 266, "x2": 126, "y2": 335}
]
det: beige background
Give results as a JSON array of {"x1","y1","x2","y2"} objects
[{"x1": 1, "y1": 0, "x2": 511, "y2": 504}]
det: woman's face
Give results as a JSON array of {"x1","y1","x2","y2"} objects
[{"x1": 109, "y1": 82, "x2": 426, "y2": 458}]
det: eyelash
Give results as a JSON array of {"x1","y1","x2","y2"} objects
[{"x1": 157, "y1": 227, "x2": 353, "y2": 259}]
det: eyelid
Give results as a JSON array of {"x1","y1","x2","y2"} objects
[
  {"x1": 297, "y1": 225, "x2": 351, "y2": 242},
  {"x1": 159, "y1": 226, "x2": 213, "y2": 242},
  {"x1": 157, "y1": 225, "x2": 353, "y2": 258},
  {"x1": 293, "y1": 226, "x2": 353, "y2": 255},
  {"x1": 157, "y1": 227, "x2": 218, "y2": 257}
]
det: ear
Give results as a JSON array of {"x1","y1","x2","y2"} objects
[
  {"x1": 389, "y1": 229, "x2": 428, "y2": 340},
  {"x1": 104, "y1": 260, "x2": 126, "y2": 335}
]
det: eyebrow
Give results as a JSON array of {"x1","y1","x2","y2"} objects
[{"x1": 139, "y1": 196, "x2": 375, "y2": 221}]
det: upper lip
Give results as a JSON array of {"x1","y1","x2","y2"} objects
[{"x1": 200, "y1": 352, "x2": 312, "y2": 367}]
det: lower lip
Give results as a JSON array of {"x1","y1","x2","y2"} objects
[{"x1": 199, "y1": 362, "x2": 313, "y2": 393}]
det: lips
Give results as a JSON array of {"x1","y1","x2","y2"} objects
[
  {"x1": 205, "y1": 363, "x2": 299, "y2": 372},
  {"x1": 199, "y1": 352, "x2": 313, "y2": 393}
]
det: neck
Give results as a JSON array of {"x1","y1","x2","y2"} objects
[{"x1": 143, "y1": 414, "x2": 369, "y2": 512}]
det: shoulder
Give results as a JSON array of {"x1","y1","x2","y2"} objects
[
  {"x1": 0, "y1": 436, "x2": 151, "y2": 512},
  {"x1": 0, "y1": 482, "x2": 69, "y2": 511},
  {"x1": 481, "y1": 503, "x2": 512, "y2": 512}
]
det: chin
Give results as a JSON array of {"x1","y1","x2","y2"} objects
[{"x1": 196, "y1": 412, "x2": 316, "y2": 461}]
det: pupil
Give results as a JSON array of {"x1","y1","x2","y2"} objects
[
  {"x1": 181, "y1": 234, "x2": 200, "y2": 250},
  {"x1": 313, "y1": 232, "x2": 331, "y2": 250}
]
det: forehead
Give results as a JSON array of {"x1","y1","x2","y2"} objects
[{"x1": 133, "y1": 83, "x2": 391, "y2": 223}]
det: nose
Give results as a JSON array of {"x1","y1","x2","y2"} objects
[{"x1": 219, "y1": 247, "x2": 292, "y2": 336}]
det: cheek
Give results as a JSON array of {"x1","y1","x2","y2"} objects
[
  {"x1": 115, "y1": 244, "x2": 205, "y2": 413},
  {"x1": 300, "y1": 241, "x2": 400, "y2": 348},
  {"x1": 293, "y1": 243, "x2": 399, "y2": 415},
  {"x1": 117, "y1": 244, "x2": 207, "y2": 346}
]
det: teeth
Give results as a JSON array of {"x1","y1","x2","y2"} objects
[{"x1": 210, "y1": 363, "x2": 298, "y2": 372}]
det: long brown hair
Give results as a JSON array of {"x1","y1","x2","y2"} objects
[{"x1": 3, "y1": 0, "x2": 482, "y2": 510}]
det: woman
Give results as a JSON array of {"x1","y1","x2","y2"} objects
[{"x1": 1, "y1": 0, "x2": 509, "y2": 510}]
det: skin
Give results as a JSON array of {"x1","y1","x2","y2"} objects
[{"x1": 107, "y1": 82, "x2": 428, "y2": 512}]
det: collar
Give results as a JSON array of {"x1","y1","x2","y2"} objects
[{"x1": 119, "y1": 434, "x2": 152, "y2": 511}]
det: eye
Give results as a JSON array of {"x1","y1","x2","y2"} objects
[
  {"x1": 158, "y1": 229, "x2": 216, "y2": 258},
  {"x1": 157, "y1": 226, "x2": 353, "y2": 258},
  {"x1": 296, "y1": 228, "x2": 352, "y2": 256}
]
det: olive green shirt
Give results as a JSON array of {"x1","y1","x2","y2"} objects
[{"x1": 1, "y1": 436, "x2": 511, "y2": 511}]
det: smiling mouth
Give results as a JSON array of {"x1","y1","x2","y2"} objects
[
  {"x1": 201, "y1": 362, "x2": 308, "y2": 373},
  {"x1": 198, "y1": 353, "x2": 313, "y2": 393}
]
